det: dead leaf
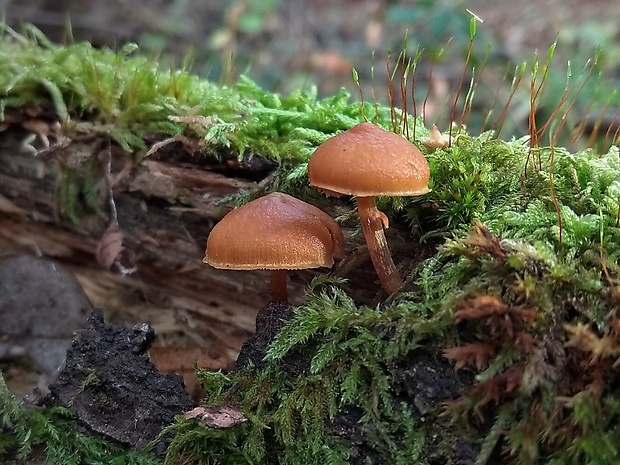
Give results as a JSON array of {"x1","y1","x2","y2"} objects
[
  {"x1": 421, "y1": 124, "x2": 452, "y2": 149},
  {"x1": 444, "y1": 342, "x2": 496, "y2": 371},
  {"x1": 96, "y1": 221, "x2": 124, "y2": 269},
  {"x1": 184, "y1": 405, "x2": 247, "y2": 429}
]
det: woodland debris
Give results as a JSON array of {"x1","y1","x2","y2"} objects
[
  {"x1": 45, "y1": 309, "x2": 194, "y2": 449},
  {"x1": 184, "y1": 405, "x2": 247, "y2": 429}
]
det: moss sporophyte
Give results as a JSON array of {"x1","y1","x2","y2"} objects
[{"x1": 3, "y1": 22, "x2": 620, "y2": 465}]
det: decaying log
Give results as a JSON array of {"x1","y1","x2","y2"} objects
[
  {"x1": 0, "y1": 128, "x2": 270, "y2": 361},
  {"x1": 0, "y1": 125, "x2": 408, "y2": 366},
  {"x1": 44, "y1": 309, "x2": 195, "y2": 450},
  {"x1": 0, "y1": 116, "x2": 432, "y2": 380}
]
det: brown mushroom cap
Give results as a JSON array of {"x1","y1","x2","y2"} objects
[
  {"x1": 204, "y1": 192, "x2": 344, "y2": 270},
  {"x1": 308, "y1": 122, "x2": 430, "y2": 197}
]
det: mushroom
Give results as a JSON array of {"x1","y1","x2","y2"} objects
[
  {"x1": 307, "y1": 122, "x2": 430, "y2": 294},
  {"x1": 204, "y1": 192, "x2": 345, "y2": 302}
]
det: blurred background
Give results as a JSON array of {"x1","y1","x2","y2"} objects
[{"x1": 2, "y1": 0, "x2": 620, "y2": 146}]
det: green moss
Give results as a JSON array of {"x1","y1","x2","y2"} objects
[
  {"x1": 164, "y1": 138, "x2": 620, "y2": 464},
  {"x1": 1, "y1": 23, "x2": 393, "y2": 224},
  {"x1": 58, "y1": 155, "x2": 108, "y2": 227},
  {"x1": 415, "y1": 134, "x2": 529, "y2": 234},
  {"x1": 0, "y1": 375, "x2": 159, "y2": 465},
  {"x1": 437, "y1": 221, "x2": 620, "y2": 465},
  {"x1": 162, "y1": 280, "x2": 454, "y2": 464},
  {"x1": 0, "y1": 24, "x2": 373, "y2": 161}
]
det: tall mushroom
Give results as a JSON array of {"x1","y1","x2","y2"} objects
[
  {"x1": 204, "y1": 192, "x2": 344, "y2": 302},
  {"x1": 308, "y1": 122, "x2": 430, "y2": 294}
]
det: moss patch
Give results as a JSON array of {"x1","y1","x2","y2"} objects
[
  {"x1": 159, "y1": 132, "x2": 620, "y2": 464},
  {"x1": 0, "y1": 376, "x2": 160, "y2": 464}
]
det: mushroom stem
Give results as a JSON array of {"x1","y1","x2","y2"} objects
[
  {"x1": 270, "y1": 269, "x2": 289, "y2": 302},
  {"x1": 356, "y1": 196, "x2": 403, "y2": 294}
]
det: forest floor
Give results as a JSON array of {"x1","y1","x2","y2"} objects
[{"x1": 1, "y1": 3, "x2": 620, "y2": 463}]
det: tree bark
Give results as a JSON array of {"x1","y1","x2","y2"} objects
[
  {"x1": 0, "y1": 126, "x2": 419, "y2": 363},
  {"x1": 0, "y1": 128, "x2": 281, "y2": 360}
]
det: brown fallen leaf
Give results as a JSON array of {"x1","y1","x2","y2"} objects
[
  {"x1": 184, "y1": 405, "x2": 247, "y2": 429},
  {"x1": 96, "y1": 221, "x2": 124, "y2": 270},
  {"x1": 96, "y1": 221, "x2": 136, "y2": 275}
]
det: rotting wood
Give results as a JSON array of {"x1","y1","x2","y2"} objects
[
  {"x1": 0, "y1": 127, "x2": 277, "y2": 357},
  {"x1": 0, "y1": 126, "x2": 375, "y2": 362},
  {"x1": 0, "y1": 124, "x2": 419, "y2": 367}
]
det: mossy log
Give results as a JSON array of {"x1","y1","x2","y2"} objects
[
  {"x1": 0, "y1": 128, "x2": 271, "y2": 361},
  {"x1": 0, "y1": 125, "x2": 410, "y2": 361},
  {"x1": 0, "y1": 133, "x2": 237, "y2": 357}
]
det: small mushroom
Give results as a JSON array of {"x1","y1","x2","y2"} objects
[
  {"x1": 308, "y1": 122, "x2": 430, "y2": 294},
  {"x1": 204, "y1": 192, "x2": 344, "y2": 302}
]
